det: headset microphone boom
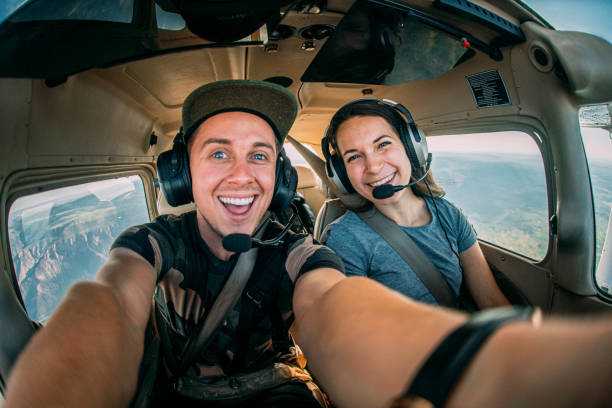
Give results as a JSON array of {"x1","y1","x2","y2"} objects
[{"x1": 372, "y1": 153, "x2": 432, "y2": 199}]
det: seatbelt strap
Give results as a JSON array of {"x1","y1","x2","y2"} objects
[
  {"x1": 226, "y1": 256, "x2": 285, "y2": 375},
  {"x1": 175, "y1": 245, "x2": 259, "y2": 376},
  {"x1": 356, "y1": 206, "x2": 456, "y2": 307},
  {"x1": 173, "y1": 221, "x2": 268, "y2": 377}
]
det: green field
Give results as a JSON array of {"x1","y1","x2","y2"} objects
[{"x1": 432, "y1": 153, "x2": 612, "y2": 290}]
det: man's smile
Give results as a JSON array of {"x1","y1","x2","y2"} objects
[
  {"x1": 219, "y1": 195, "x2": 255, "y2": 206},
  {"x1": 218, "y1": 194, "x2": 257, "y2": 216}
]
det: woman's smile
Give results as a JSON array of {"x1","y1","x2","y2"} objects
[{"x1": 368, "y1": 172, "x2": 396, "y2": 187}]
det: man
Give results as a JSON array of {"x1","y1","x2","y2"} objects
[
  {"x1": 6, "y1": 80, "x2": 348, "y2": 407},
  {"x1": 5, "y1": 80, "x2": 612, "y2": 408}
]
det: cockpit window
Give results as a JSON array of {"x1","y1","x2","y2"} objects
[
  {"x1": 302, "y1": 0, "x2": 468, "y2": 85},
  {"x1": 1, "y1": 0, "x2": 28, "y2": 23},
  {"x1": 2, "y1": 0, "x2": 186, "y2": 30},
  {"x1": 523, "y1": 0, "x2": 612, "y2": 44},
  {"x1": 155, "y1": 3, "x2": 186, "y2": 31},
  {"x1": 5, "y1": 0, "x2": 134, "y2": 24},
  {"x1": 429, "y1": 131, "x2": 549, "y2": 261},
  {"x1": 7, "y1": 176, "x2": 150, "y2": 322},
  {"x1": 579, "y1": 104, "x2": 612, "y2": 296}
]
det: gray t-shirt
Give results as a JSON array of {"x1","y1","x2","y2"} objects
[{"x1": 323, "y1": 197, "x2": 476, "y2": 304}]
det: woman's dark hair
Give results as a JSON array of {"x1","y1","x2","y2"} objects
[{"x1": 327, "y1": 100, "x2": 445, "y2": 198}]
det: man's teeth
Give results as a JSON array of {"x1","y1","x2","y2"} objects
[
  {"x1": 219, "y1": 196, "x2": 254, "y2": 206},
  {"x1": 370, "y1": 174, "x2": 394, "y2": 187}
]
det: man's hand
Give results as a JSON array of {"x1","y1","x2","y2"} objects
[
  {"x1": 293, "y1": 272, "x2": 466, "y2": 408},
  {"x1": 5, "y1": 248, "x2": 157, "y2": 408}
]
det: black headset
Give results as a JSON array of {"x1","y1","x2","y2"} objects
[
  {"x1": 321, "y1": 98, "x2": 429, "y2": 195},
  {"x1": 157, "y1": 128, "x2": 297, "y2": 212}
]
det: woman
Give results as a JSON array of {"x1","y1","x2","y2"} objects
[{"x1": 322, "y1": 98, "x2": 509, "y2": 309}]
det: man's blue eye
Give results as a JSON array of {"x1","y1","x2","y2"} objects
[
  {"x1": 213, "y1": 151, "x2": 226, "y2": 159},
  {"x1": 253, "y1": 153, "x2": 266, "y2": 161}
]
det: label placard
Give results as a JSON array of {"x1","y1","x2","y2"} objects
[{"x1": 466, "y1": 70, "x2": 511, "y2": 108}]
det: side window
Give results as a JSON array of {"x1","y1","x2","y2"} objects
[
  {"x1": 282, "y1": 142, "x2": 323, "y2": 232},
  {"x1": 283, "y1": 142, "x2": 321, "y2": 185},
  {"x1": 7, "y1": 175, "x2": 150, "y2": 322},
  {"x1": 428, "y1": 131, "x2": 548, "y2": 260},
  {"x1": 155, "y1": 4, "x2": 186, "y2": 30},
  {"x1": 580, "y1": 105, "x2": 612, "y2": 295}
]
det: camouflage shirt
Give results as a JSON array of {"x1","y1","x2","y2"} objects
[{"x1": 111, "y1": 210, "x2": 343, "y2": 384}]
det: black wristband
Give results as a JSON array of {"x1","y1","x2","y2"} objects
[{"x1": 396, "y1": 307, "x2": 534, "y2": 408}]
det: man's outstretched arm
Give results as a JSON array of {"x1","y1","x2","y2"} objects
[
  {"x1": 293, "y1": 271, "x2": 466, "y2": 408},
  {"x1": 293, "y1": 270, "x2": 612, "y2": 408},
  {"x1": 5, "y1": 248, "x2": 157, "y2": 408}
]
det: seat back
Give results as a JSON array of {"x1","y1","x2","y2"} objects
[
  {"x1": 314, "y1": 198, "x2": 347, "y2": 242},
  {"x1": 156, "y1": 187, "x2": 196, "y2": 216},
  {"x1": 295, "y1": 166, "x2": 327, "y2": 217},
  {"x1": 0, "y1": 271, "x2": 37, "y2": 393}
]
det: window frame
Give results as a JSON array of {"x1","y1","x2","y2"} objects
[
  {"x1": 424, "y1": 122, "x2": 556, "y2": 265},
  {"x1": 1, "y1": 164, "x2": 156, "y2": 314}
]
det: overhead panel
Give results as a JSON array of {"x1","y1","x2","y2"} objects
[{"x1": 124, "y1": 48, "x2": 246, "y2": 108}]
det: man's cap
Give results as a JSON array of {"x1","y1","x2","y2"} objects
[{"x1": 182, "y1": 79, "x2": 298, "y2": 143}]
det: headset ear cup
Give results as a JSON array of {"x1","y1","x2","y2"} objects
[
  {"x1": 402, "y1": 127, "x2": 420, "y2": 170},
  {"x1": 270, "y1": 151, "x2": 297, "y2": 212},
  {"x1": 157, "y1": 141, "x2": 193, "y2": 207},
  {"x1": 322, "y1": 132, "x2": 353, "y2": 195},
  {"x1": 402, "y1": 123, "x2": 429, "y2": 170},
  {"x1": 408, "y1": 124, "x2": 429, "y2": 169},
  {"x1": 330, "y1": 153, "x2": 355, "y2": 194}
]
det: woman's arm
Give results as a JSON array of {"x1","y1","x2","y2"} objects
[
  {"x1": 5, "y1": 248, "x2": 157, "y2": 408},
  {"x1": 460, "y1": 242, "x2": 510, "y2": 308}
]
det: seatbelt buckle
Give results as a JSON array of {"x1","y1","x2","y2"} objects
[
  {"x1": 171, "y1": 376, "x2": 181, "y2": 392},
  {"x1": 246, "y1": 287, "x2": 270, "y2": 309}
]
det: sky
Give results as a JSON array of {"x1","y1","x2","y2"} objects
[
  {"x1": 524, "y1": 0, "x2": 612, "y2": 43},
  {"x1": 427, "y1": 132, "x2": 540, "y2": 155},
  {"x1": 426, "y1": 128, "x2": 612, "y2": 163},
  {"x1": 10, "y1": 176, "x2": 140, "y2": 213}
]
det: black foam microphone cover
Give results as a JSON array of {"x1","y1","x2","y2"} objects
[
  {"x1": 222, "y1": 233, "x2": 252, "y2": 253},
  {"x1": 372, "y1": 184, "x2": 397, "y2": 199}
]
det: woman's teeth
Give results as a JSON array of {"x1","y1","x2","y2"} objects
[{"x1": 370, "y1": 173, "x2": 394, "y2": 187}]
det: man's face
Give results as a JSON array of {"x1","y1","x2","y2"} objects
[{"x1": 188, "y1": 111, "x2": 277, "y2": 240}]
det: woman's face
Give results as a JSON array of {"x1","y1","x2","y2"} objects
[{"x1": 336, "y1": 115, "x2": 412, "y2": 203}]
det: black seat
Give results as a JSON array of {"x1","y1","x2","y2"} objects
[{"x1": 0, "y1": 271, "x2": 37, "y2": 393}]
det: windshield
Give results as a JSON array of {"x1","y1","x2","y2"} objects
[
  {"x1": 0, "y1": 0, "x2": 26, "y2": 22},
  {"x1": 2, "y1": 0, "x2": 134, "y2": 24},
  {"x1": 0, "y1": 0, "x2": 185, "y2": 30},
  {"x1": 523, "y1": 0, "x2": 612, "y2": 43},
  {"x1": 302, "y1": 0, "x2": 469, "y2": 85},
  {"x1": 4, "y1": 0, "x2": 611, "y2": 44}
]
